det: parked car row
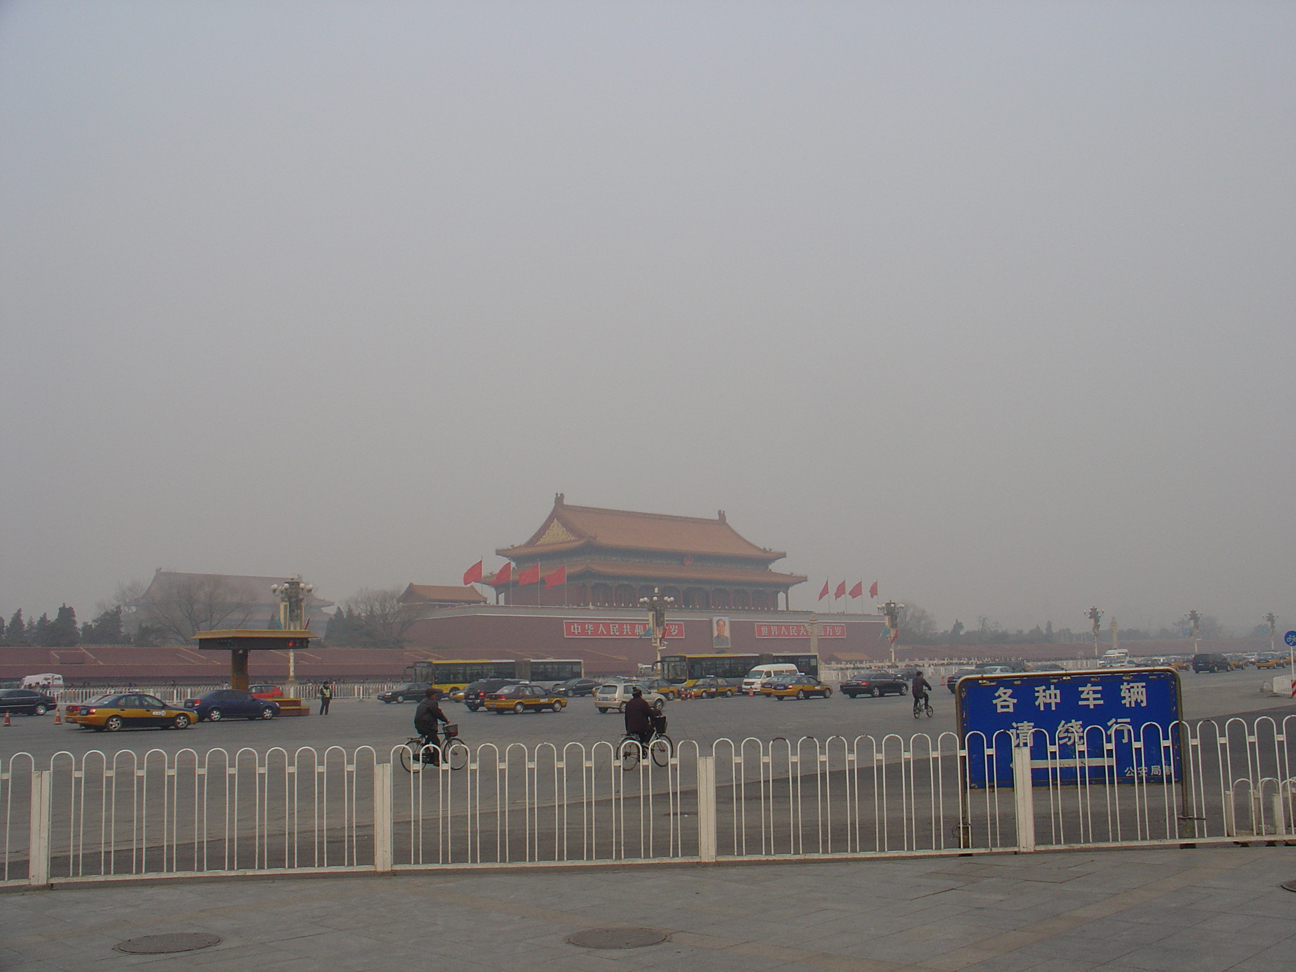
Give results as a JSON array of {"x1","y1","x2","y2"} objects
[{"x1": 63, "y1": 689, "x2": 281, "y2": 732}]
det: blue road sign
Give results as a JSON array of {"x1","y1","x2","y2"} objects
[
  {"x1": 1285, "y1": 630, "x2": 1296, "y2": 648},
  {"x1": 956, "y1": 668, "x2": 1183, "y2": 787}
]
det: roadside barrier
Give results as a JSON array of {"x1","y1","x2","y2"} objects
[{"x1": 2, "y1": 716, "x2": 1293, "y2": 887}]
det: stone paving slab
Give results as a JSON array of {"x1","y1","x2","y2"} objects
[{"x1": 1, "y1": 847, "x2": 1294, "y2": 972}]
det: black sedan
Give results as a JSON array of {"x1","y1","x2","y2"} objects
[
  {"x1": 0, "y1": 688, "x2": 57, "y2": 716},
  {"x1": 552, "y1": 678, "x2": 600, "y2": 697},
  {"x1": 183, "y1": 689, "x2": 280, "y2": 722},
  {"x1": 946, "y1": 669, "x2": 978, "y2": 693},
  {"x1": 840, "y1": 672, "x2": 908, "y2": 698},
  {"x1": 377, "y1": 682, "x2": 432, "y2": 703}
]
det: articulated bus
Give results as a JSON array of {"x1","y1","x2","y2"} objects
[
  {"x1": 659, "y1": 652, "x2": 819, "y2": 685},
  {"x1": 409, "y1": 658, "x2": 584, "y2": 691}
]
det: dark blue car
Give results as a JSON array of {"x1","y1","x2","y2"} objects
[{"x1": 184, "y1": 689, "x2": 279, "y2": 722}]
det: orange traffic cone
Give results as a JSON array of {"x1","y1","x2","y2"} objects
[
  {"x1": 53, "y1": 707, "x2": 62, "y2": 725},
  {"x1": 3, "y1": 711, "x2": 10, "y2": 727}
]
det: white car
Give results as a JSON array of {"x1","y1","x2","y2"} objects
[{"x1": 594, "y1": 682, "x2": 666, "y2": 714}]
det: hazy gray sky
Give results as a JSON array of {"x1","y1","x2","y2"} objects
[{"x1": 2, "y1": 1, "x2": 1293, "y2": 635}]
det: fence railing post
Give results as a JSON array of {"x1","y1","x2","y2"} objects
[
  {"x1": 697, "y1": 755, "x2": 717, "y2": 862},
  {"x1": 1012, "y1": 744, "x2": 1035, "y2": 853},
  {"x1": 28, "y1": 769, "x2": 51, "y2": 886},
  {"x1": 373, "y1": 761, "x2": 393, "y2": 873}
]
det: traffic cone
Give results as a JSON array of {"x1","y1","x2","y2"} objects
[
  {"x1": 53, "y1": 707, "x2": 62, "y2": 725},
  {"x1": 3, "y1": 711, "x2": 10, "y2": 727}
]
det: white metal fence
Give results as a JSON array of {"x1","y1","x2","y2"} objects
[{"x1": 4, "y1": 717, "x2": 1293, "y2": 886}]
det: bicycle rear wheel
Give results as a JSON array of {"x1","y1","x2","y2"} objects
[
  {"x1": 619, "y1": 735, "x2": 641, "y2": 770},
  {"x1": 650, "y1": 735, "x2": 672, "y2": 767}
]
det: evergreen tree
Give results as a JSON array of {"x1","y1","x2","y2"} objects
[
  {"x1": 0, "y1": 614, "x2": 5, "y2": 644},
  {"x1": 31, "y1": 613, "x2": 50, "y2": 646},
  {"x1": 82, "y1": 606, "x2": 125, "y2": 644},
  {"x1": 42, "y1": 604, "x2": 79, "y2": 647},
  {"x1": 3, "y1": 609, "x2": 22, "y2": 646}
]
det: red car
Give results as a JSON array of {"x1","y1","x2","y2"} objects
[{"x1": 248, "y1": 684, "x2": 285, "y2": 700}]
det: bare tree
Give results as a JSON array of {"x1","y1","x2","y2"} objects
[
  {"x1": 898, "y1": 602, "x2": 939, "y2": 644},
  {"x1": 138, "y1": 574, "x2": 258, "y2": 644},
  {"x1": 339, "y1": 587, "x2": 416, "y2": 648}
]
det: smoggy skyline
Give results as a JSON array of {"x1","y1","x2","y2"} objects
[{"x1": 2, "y1": 2, "x2": 1292, "y2": 635}]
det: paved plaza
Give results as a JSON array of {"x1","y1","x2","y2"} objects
[{"x1": 3, "y1": 845, "x2": 1294, "y2": 971}]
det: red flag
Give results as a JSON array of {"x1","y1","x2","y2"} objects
[
  {"x1": 818, "y1": 579, "x2": 830, "y2": 600},
  {"x1": 848, "y1": 582, "x2": 863, "y2": 599},
  {"x1": 544, "y1": 565, "x2": 567, "y2": 588},
  {"x1": 462, "y1": 560, "x2": 483, "y2": 586},
  {"x1": 517, "y1": 564, "x2": 541, "y2": 586},
  {"x1": 834, "y1": 581, "x2": 847, "y2": 600},
  {"x1": 494, "y1": 562, "x2": 512, "y2": 586},
  {"x1": 869, "y1": 580, "x2": 879, "y2": 599}
]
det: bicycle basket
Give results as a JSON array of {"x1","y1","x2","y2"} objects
[
  {"x1": 443, "y1": 724, "x2": 459, "y2": 738},
  {"x1": 652, "y1": 714, "x2": 667, "y2": 733}
]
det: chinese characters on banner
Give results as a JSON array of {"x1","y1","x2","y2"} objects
[
  {"x1": 753, "y1": 623, "x2": 846, "y2": 639},
  {"x1": 563, "y1": 620, "x2": 686, "y2": 639},
  {"x1": 957, "y1": 669, "x2": 1183, "y2": 787}
]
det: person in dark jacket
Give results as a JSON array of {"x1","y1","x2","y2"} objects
[
  {"x1": 413, "y1": 688, "x2": 450, "y2": 764},
  {"x1": 910, "y1": 670, "x2": 932, "y2": 713},
  {"x1": 623, "y1": 687, "x2": 657, "y2": 746}
]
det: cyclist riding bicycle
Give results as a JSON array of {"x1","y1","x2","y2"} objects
[
  {"x1": 910, "y1": 670, "x2": 932, "y2": 714},
  {"x1": 413, "y1": 687, "x2": 450, "y2": 765},
  {"x1": 623, "y1": 686, "x2": 660, "y2": 746}
]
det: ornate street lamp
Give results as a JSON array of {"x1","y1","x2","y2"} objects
[
  {"x1": 1186, "y1": 609, "x2": 1202, "y2": 655},
  {"x1": 880, "y1": 599, "x2": 904, "y2": 666},
  {"x1": 638, "y1": 587, "x2": 674, "y2": 652},
  {"x1": 1086, "y1": 607, "x2": 1103, "y2": 658},
  {"x1": 271, "y1": 576, "x2": 313, "y2": 688}
]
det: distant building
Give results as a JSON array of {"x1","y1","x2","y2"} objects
[
  {"x1": 398, "y1": 584, "x2": 488, "y2": 608},
  {"x1": 489, "y1": 494, "x2": 806, "y2": 610},
  {"x1": 133, "y1": 569, "x2": 334, "y2": 636}
]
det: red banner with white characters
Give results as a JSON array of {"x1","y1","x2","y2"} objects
[
  {"x1": 754, "y1": 623, "x2": 846, "y2": 639},
  {"x1": 563, "y1": 620, "x2": 685, "y2": 639}
]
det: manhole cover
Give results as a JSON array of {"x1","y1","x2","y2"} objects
[
  {"x1": 115, "y1": 933, "x2": 221, "y2": 954},
  {"x1": 566, "y1": 927, "x2": 667, "y2": 949},
  {"x1": 1281, "y1": 880, "x2": 1296, "y2": 893}
]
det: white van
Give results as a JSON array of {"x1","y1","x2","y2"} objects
[
  {"x1": 742, "y1": 664, "x2": 799, "y2": 695},
  {"x1": 21, "y1": 673, "x2": 64, "y2": 690}
]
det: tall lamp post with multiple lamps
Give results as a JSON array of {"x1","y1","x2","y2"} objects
[
  {"x1": 1186, "y1": 609, "x2": 1202, "y2": 656},
  {"x1": 1086, "y1": 606, "x2": 1103, "y2": 658},
  {"x1": 639, "y1": 588, "x2": 674, "y2": 659},
  {"x1": 880, "y1": 599, "x2": 903, "y2": 667},
  {"x1": 271, "y1": 576, "x2": 313, "y2": 690}
]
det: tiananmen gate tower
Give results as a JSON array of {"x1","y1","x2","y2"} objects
[{"x1": 400, "y1": 496, "x2": 887, "y2": 675}]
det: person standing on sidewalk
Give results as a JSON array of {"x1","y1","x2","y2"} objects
[{"x1": 318, "y1": 681, "x2": 333, "y2": 715}]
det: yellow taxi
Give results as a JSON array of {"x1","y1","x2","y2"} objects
[
  {"x1": 482, "y1": 683, "x2": 567, "y2": 713},
  {"x1": 687, "y1": 677, "x2": 738, "y2": 699},
  {"x1": 66, "y1": 693, "x2": 196, "y2": 732},
  {"x1": 761, "y1": 675, "x2": 833, "y2": 700},
  {"x1": 1255, "y1": 654, "x2": 1286, "y2": 669}
]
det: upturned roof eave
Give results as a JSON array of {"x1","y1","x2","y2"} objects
[{"x1": 496, "y1": 539, "x2": 786, "y2": 562}]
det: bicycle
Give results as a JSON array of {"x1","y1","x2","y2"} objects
[
  {"x1": 618, "y1": 718, "x2": 672, "y2": 769},
  {"x1": 399, "y1": 724, "x2": 469, "y2": 772},
  {"x1": 912, "y1": 695, "x2": 934, "y2": 719}
]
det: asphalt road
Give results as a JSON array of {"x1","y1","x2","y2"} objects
[{"x1": 2, "y1": 667, "x2": 1292, "y2": 766}]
